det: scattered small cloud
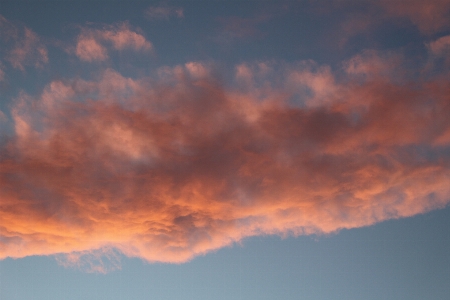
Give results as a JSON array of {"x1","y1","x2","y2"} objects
[{"x1": 75, "y1": 22, "x2": 153, "y2": 62}]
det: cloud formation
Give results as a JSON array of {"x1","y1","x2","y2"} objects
[
  {"x1": 1, "y1": 49, "x2": 450, "y2": 272},
  {"x1": 75, "y1": 23, "x2": 152, "y2": 62}
]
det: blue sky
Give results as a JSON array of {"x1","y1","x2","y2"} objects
[{"x1": 1, "y1": 1, "x2": 450, "y2": 299}]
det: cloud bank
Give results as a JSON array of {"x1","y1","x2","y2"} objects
[{"x1": 1, "y1": 47, "x2": 450, "y2": 272}]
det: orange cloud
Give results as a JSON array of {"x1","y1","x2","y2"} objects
[{"x1": 1, "y1": 57, "x2": 450, "y2": 272}]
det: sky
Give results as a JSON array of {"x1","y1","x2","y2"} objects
[{"x1": 1, "y1": 0, "x2": 450, "y2": 299}]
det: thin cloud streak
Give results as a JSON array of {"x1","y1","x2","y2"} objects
[{"x1": 1, "y1": 52, "x2": 450, "y2": 271}]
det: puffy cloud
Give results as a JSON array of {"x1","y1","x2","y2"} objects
[
  {"x1": 0, "y1": 15, "x2": 48, "y2": 70},
  {"x1": 76, "y1": 37, "x2": 108, "y2": 62},
  {"x1": 145, "y1": 3, "x2": 184, "y2": 20},
  {"x1": 184, "y1": 61, "x2": 211, "y2": 79},
  {"x1": 1, "y1": 56, "x2": 450, "y2": 271},
  {"x1": 75, "y1": 23, "x2": 152, "y2": 62}
]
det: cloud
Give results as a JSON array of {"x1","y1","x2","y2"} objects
[
  {"x1": 1, "y1": 54, "x2": 450, "y2": 271},
  {"x1": 75, "y1": 23, "x2": 152, "y2": 62},
  {"x1": 215, "y1": 13, "x2": 273, "y2": 45},
  {"x1": 145, "y1": 3, "x2": 184, "y2": 20},
  {"x1": 0, "y1": 65, "x2": 4, "y2": 82},
  {"x1": 427, "y1": 35, "x2": 450, "y2": 56},
  {"x1": 380, "y1": 0, "x2": 450, "y2": 34},
  {"x1": 0, "y1": 15, "x2": 48, "y2": 70},
  {"x1": 76, "y1": 37, "x2": 108, "y2": 62},
  {"x1": 324, "y1": 0, "x2": 450, "y2": 49},
  {"x1": 0, "y1": 110, "x2": 7, "y2": 122},
  {"x1": 424, "y1": 35, "x2": 450, "y2": 70}
]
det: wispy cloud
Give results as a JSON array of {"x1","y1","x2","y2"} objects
[
  {"x1": 0, "y1": 110, "x2": 6, "y2": 122},
  {"x1": 324, "y1": 0, "x2": 450, "y2": 49},
  {"x1": 216, "y1": 13, "x2": 272, "y2": 44},
  {"x1": 381, "y1": 0, "x2": 450, "y2": 34},
  {"x1": 0, "y1": 64, "x2": 5, "y2": 82},
  {"x1": 1, "y1": 50, "x2": 450, "y2": 271},
  {"x1": 0, "y1": 15, "x2": 48, "y2": 70},
  {"x1": 75, "y1": 22, "x2": 153, "y2": 62},
  {"x1": 145, "y1": 3, "x2": 184, "y2": 20}
]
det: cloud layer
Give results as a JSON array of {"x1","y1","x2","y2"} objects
[{"x1": 1, "y1": 49, "x2": 450, "y2": 271}]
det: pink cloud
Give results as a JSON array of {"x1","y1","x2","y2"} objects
[
  {"x1": 0, "y1": 16, "x2": 48, "y2": 70},
  {"x1": 75, "y1": 23, "x2": 152, "y2": 62},
  {"x1": 101, "y1": 24, "x2": 152, "y2": 51},
  {"x1": 428, "y1": 35, "x2": 450, "y2": 56},
  {"x1": 76, "y1": 37, "x2": 108, "y2": 62},
  {"x1": 184, "y1": 61, "x2": 211, "y2": 79},
  {"x1": 1, "y1": 56, "x2": 450, "y2": 271}
]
